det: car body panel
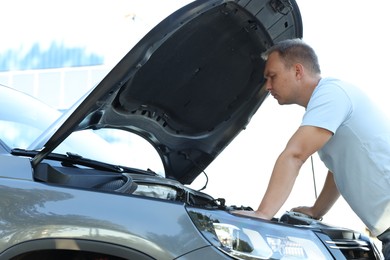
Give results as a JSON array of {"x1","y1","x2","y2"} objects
[
  {"x1": 0, "y1": 178, "x2": 209, "y2": 259},
  {"x1": 0, "y1": 155, "x2": 34, "y2": 181},
  {"x1": 0, "y1": 238, "x2": 157, "y2": 260}
]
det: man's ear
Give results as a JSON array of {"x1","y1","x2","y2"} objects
[{"x1": 295, "y1": 63, "x2": 304, "y2": 80}]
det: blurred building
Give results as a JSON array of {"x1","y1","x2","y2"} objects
[
  {"x1": 0, "y1": 0, "x2": 190, "y2": 110},
  {"x1": 0, "y1": 46, "x2": 109, "y2": 109}
]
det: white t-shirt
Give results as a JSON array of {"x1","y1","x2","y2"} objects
[{"x1": 301, "y1": 77, "x2": 390, "y2": 236}]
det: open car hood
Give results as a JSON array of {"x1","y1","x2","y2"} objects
[{"x1": 32, "y1": 0, "x2": 302, "y2": 184}]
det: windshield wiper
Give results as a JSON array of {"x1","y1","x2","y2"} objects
[{"x1": 11, "y1": 148, "x2": 157, "y2": 176}]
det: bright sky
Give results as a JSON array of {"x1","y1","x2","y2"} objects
[{"x1": 2, "y1": 0, "x2": 390, "y2": 236}]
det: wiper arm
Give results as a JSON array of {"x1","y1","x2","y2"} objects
[
  {"x1": 11, "y1": 148, "x2": 157, "y2": 176},
  {"x1": 65, "y1": 152, "x2": 158, "y2": 176},
  {"x1": 63, "y1": 151, "x2": 125, "y2": 173}
]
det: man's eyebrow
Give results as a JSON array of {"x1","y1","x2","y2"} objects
[{"x1": 264, "y1": 70, "x2": 272, "y2": 77}]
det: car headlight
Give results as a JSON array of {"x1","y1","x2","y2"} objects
[{"x1": 187, "y1": 208, "x2": 332, "y2": 259}]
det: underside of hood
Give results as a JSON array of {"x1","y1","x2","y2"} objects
[{"x1": 33, "y1": 0, "x2": 303, "y2": 184}]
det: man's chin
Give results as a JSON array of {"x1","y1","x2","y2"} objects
[
  {"x1": 272, "y1": 95, "x2": 283, "y2": 105},
  {"x1": 276, "y1": 98, "x2": 290, "y2": 105}
]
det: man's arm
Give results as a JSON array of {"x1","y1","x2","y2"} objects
[
  {"x1": 233, "y1": 125, "x2": 333, "y2": 219},
  {"x1": 292, "y1": 170, "x2": 340, "y2": 219}
]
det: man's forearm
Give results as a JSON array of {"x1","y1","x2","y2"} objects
[
  {"x1": 312, "y1": 171, "x2": 340, "y2": 218},
  {"x1": 256, "y1": 151, "x2": 303, "y2": 218}
]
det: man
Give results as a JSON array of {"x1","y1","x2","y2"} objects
[{"x1": 233, "y1": 38, "x2": 390, "y2": 259}]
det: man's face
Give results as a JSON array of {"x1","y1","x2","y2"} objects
[{"x1": 263, "y1": 52, "x2": 297, "y2": 105}]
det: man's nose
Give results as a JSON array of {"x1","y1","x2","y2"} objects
[{"x1": 264, "y1": 80, "x2": 271, "y2": 91}]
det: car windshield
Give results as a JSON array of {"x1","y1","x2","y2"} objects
[
  {"x1": 0, "y1": 86, "x2": 164, "y2": 176},
  {"x1": 0, "y1": 86, "x2": 61, "y2": 149},
  {"x1": 54, "y1": 128, "x2": 164, "y2": 176}
]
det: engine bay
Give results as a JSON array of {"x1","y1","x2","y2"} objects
[{"x1": 33, "y1": 162, "x2": 320, "y2": 226}]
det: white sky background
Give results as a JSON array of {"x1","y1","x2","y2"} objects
[{"x1": 2, "y1": 0, "x2": 390, "y2": 235}]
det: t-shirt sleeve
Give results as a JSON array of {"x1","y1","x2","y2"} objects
[{"x1": 301, "y1": 83, "x2": 352, "y2": 134}]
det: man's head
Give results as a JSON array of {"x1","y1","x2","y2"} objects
[
  {"x1": 263, "y1": 38, "x2": 321, "y2": 75},
  {"x1": 263, "y1": 39, "x2": 321, "y2": 107}
]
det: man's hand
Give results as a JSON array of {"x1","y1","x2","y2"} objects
[
  {"x1": 290, "y1": 206, "x2": 321, "y2": 220},
  {"x1": 230, "y1": 210, "x2": 271, "y2": 220},
  {"x1": 291, "y1": 171, "x2": 340, "y2": 221}
]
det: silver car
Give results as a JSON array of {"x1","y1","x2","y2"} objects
[{"x1": 0, "y1": 0, "x2": 383, "y2": 259}]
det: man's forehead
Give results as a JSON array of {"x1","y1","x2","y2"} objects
[
  {"x1": 264, "y1": 53, "x2": 281, "y2": 74},
  {"x1": 267, "y1": 51, "x2": 281, "y2": 62}
]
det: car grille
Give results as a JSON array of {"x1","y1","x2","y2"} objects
[
  {"x1": 326, "y1": 239, "x2": 373, "y2": 259},
  {"x1": 315, "y1": 231, "x2": 378, "y2": 259}
]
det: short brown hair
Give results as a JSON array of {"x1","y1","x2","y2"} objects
[{"x1": 262, "y1": 38, "x2": 321, "y2": 74}]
